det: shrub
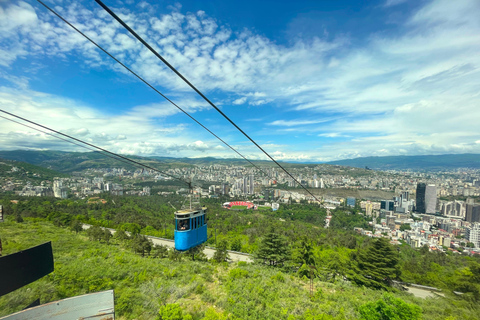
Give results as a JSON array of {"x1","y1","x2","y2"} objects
[{"x1": 358, "y1": 293, "x2": 422, "y2": 320}]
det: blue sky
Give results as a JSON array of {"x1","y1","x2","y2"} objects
[{"x1": 0, "y1": 0, "x2": 479, "y2": 162}]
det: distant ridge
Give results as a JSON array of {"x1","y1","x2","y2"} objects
[
  {"x1": 326, "y1": 153, "x2": 480, "y2": 171},
  {"x1": 0, "y1": 150, "x2": 278, "y2": 172},
  {"x1": 0, "y1": 150, "x2": 479, "y2": 172}
]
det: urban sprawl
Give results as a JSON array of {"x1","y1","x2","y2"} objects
[{"x1": 3, "y1": 163, "x2": 480, "y2": 254}]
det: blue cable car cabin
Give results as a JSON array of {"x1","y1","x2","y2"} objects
[{"x1": 174, "y1": 206, "x2": 207, "y2": 251}]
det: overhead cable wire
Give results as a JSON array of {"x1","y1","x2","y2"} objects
[
  {"x1": 0, "y1": 114, "x2": 171, "y2": 176},
  {"x1": 0, "y1": 109, "x2": 187, "y2": 184},
  {"x1": 35, "y1": 0, "x2": 270, "y2": 181},
  {"x1": 94, "y1": 0, "x2": 321, "y2": 203}
]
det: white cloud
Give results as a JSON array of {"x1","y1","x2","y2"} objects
[
  {"x1": 0, "y1": 87, "x2": 223, "y2": 157},
  {"x1": 318, "y1": 133, "x2": 350, "y2": 138},
  {"x1": 232, "y1": 97, "x2": 246, "y2": 105},
  {"x1": 269, "y1": 118, "x2": 339, "y2": 127},
  {"x1": 0, "y1": 0, "x2": 479, "y2": 160}
]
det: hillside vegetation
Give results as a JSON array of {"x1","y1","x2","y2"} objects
[
  {"x1": 1, "y1": 218, "x2": 478, "y2": 320},
  {"x1": 0, "y1": 159, "x2": 68, "y2": 182}
]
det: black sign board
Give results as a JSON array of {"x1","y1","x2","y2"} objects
[{"x1": 0, "y1": 242, "x2": 54, "y2": 296}]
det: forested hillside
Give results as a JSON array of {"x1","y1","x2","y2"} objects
[
  {"x1": 1, "y1": 195, "x2": 479, "y2": 319},
  {"x1": 0, "y1": 159, "x2": 68, "y2": 182}
]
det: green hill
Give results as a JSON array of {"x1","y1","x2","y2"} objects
[
  {"x1": 1, "y1": 218, "x2": 476, "y2": 320},
  {"x1": 0, "y1": 158, "x2": 68, "y2": 181}
]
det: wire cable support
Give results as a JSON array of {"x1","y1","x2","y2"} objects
[
  {"x1": 0, "y1": 109, "x2": 187, "y2": 184},
  {"x1": 0, "y1": 114, "x2": 175, "y2": 179},
  {"x1": 35, "y1": 0, "x2": 270, "y2": 181},
  {"x1": 94, "y1": 0, "x2": 321, "y2": 203}
]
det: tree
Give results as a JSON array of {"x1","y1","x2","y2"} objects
[
  {"x1": 152, "y1": 244, "x2": 169, "y2": 258},
  {"x1": 87, "y1": 225, "x2": 104, "y2": 241},
  {"x1": 349, "y1": 237, "x2": 400, "y2": 290},
  {"x1": 399, "y1": 224, "x2": 411, "y2": 231},
  {"x1": 187, "y1": 244, "x2": 207, "y2": 261},
  {"x1": 114, "y1": 229, "x2": 130, "y2": 242},
  {"x1": 292, "y1": 238, "x2": 315, "y2": 266},
  {"x1": 255, "y1": 227, "x2": 290, "y2": 267},
  {"x1": 132, "y1": 235, "x2": 153, "y2": 257},
  {"x1": 230, "y1": 238, "x2": 242, "y2": 252},
  {"x1": 102, "y1": 229, "x2": 112, "y2": 243},
  {"x1": 213, "y1": 240, "x2": 229, "y2": 263},
  {"x1": 15, "y1": 213, "x2": 24, "y2": 223},
  {"x1": 70, "y1": 220, "x2": 83, "y2": 234}
]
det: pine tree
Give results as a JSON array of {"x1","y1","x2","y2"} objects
[
  {"x1": 293, "y1": 237, "x2": 315, "y2": 266},
  {"x1": 132, "y1": 235, "x2": 153, "y2": 257},
  {"x1": 255, "y1": 226, "x2": 290, "y2": 267},
  {"x1": 213, "y1": 240, "x2": 229, "y2": 263},
  {"x1": 349, "y1": 237, "x2": 400, "y2": 290}
]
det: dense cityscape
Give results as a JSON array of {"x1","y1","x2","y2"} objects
[{"x1": 2, "y1": 158, "x2": 480, "y2": 254}]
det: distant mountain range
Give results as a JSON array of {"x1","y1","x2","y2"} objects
[
  {"x1": 326, "y1": 154, "x2": 480, "y2": 171},
  {"x1": 0, "y1": 150, "x2": 478, "y2": 172},
  {"x1": 0, "y1": 150, "x2": 275, "y2": 173}
]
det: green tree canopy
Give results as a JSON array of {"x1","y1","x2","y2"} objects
[
  {"x1": 213, "y1": 240, "x2": 229, "y2": 263},
  {"x1": 132, "y1": 235, "x2": 153, "y2": 257},
  {"x1": 349, "y1": 237, "x2": 400, "y2": 290},
  {"x1": 255, "y1": 226, "x2": 290, "y2": 267}
]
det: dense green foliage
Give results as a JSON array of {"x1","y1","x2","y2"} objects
[
  {"x1": 358, "y1": 293, "x2": 422, "y2": 320},
  {"x1": 1, "y1": 194, "x2": 480, "y2": 319},
  {"x1": 349, "y1": 238, "x2": 400, "y2": 291},
  {"x1": 0, "y1": 158, "x2": 68, "y2": 183},
  {"x1": 255, "y1": 226, "x2": 290, "y2": 267}
]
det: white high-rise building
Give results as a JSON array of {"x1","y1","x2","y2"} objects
[
  {"x1": 466, "y1": 223, "x2": 480, "y2": 248},
  {"x1": 425, "y1": 184, "x2": 437, "y2": 214},
  {"x1": 53, "y1": 180, "x2": 67, "y2": 199}
]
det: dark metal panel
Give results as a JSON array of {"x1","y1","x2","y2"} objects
[
  {"x1": 0, "y1": 290, "x2": 115, "y2": 320},
  {"x1": 0, "y1": 242, "x2": 54, "y2": 296}
]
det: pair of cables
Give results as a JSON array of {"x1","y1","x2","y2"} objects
[{"x1": 3, "y1": 0, "x2": 322, "y2": 203}]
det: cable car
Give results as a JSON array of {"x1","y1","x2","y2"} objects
[{"x1": 174, "y1": 206, "x2": 208, "y2": 251}]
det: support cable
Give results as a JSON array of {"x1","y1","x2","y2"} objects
[
  {"x1": 95, "y1": 0, "x2": 321, "y2": 202},
  {"x1": 35, "y1": 0, "x2": 270, "y2": 180},
  {"x1": 0, "y1": 109, "x2": 187, "y2": 184},
  {"x1": 0, "y1": 114, "x2": 174, "y2": 179}
]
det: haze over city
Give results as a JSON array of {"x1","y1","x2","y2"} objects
[{"x1": 1, "y1": 0, "x2": 480, "y2": 162}]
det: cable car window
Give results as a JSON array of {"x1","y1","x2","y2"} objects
[{"x1": 177, "y1": 219, "x2": 190, "y2": 231}]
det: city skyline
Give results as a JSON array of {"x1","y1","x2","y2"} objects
[{"x1": 1, "y1": 0, "x2": 480, "y2": 162}]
